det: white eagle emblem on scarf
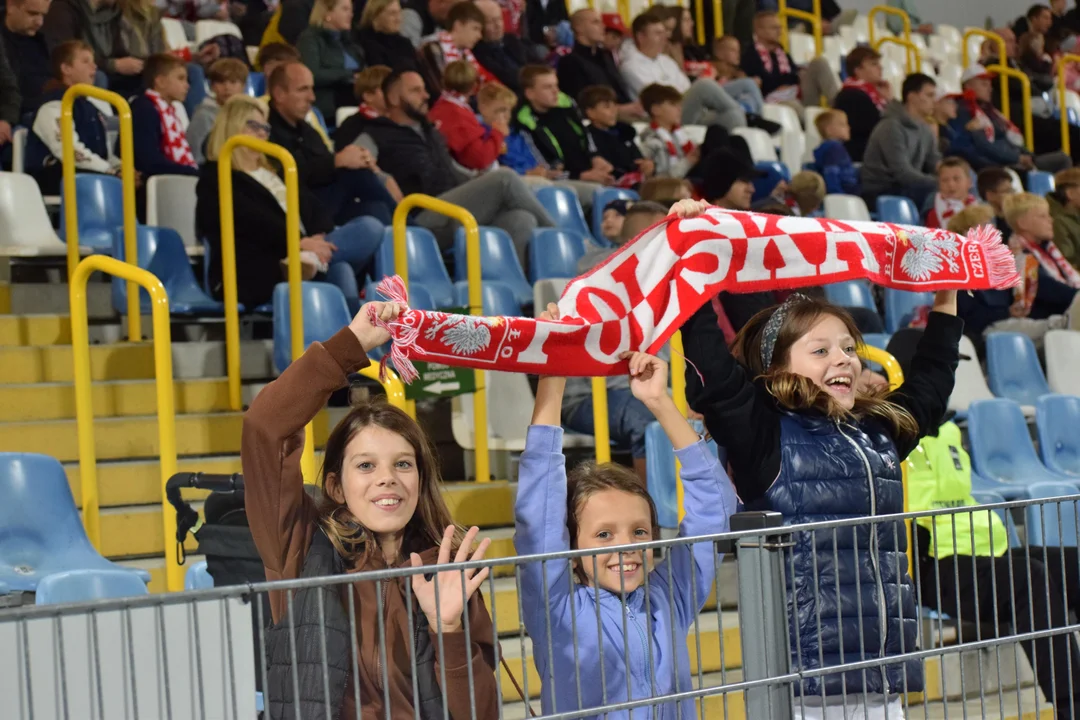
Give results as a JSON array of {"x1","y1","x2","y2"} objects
[
  {"x1": 423, "y1": 314, "x2": 498, "y2": 356},
  {"x1": 897, "y1": 227, "x2": 962, "y2": 281}
]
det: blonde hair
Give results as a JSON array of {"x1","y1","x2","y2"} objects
[
  {"x1": 442, "y1": 59, "x2": 477, "y2": 94},
  {"x1": 1055, "y1": 167, "x2": 1080, "y2": 190},
  {"x1": 946, "y1": 203, "x2": 995, "y2": 235},
  {"x1": 813, "y1": 109, "x2": 846, "y2": 138},
  {"x1": 789, "y1": 170, "x2": 825, "y2": 214},
  {"x1": 310, "y1": 0, "x2": 346, "y2": 26},
  {"x1": 1002, "y1": 192, "x2": 1049, "y2": 228},
  {"x1": 359, "y1": 0, "x2": 398, "y2": 28},
  {"x1": 205, "y1": 95, "x2": 271, "y2": 165},
  {"x1": 477, "y1": 82, "x2": 516, "y2": 106},
  {"x1": 354, "y1": 64, "x2": 392, "y2": 99}
]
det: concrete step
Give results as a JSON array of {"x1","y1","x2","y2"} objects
[
  {"x1": 0, "y1": 313, "x2": 72, "y2": 345},
  {"x1": 2, "y1": 278, "x2": 111, "y2": 317},
  {"x1": 0, "y1": 281, "x2": 10, "y2": 313}
]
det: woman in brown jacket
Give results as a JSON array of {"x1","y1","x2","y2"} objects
[{"x1": 241, "y1": 301, "x2": 499, "y2": 720}]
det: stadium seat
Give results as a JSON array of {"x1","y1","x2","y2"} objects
[
  {"x1": 591, "y1": 187, "x2": 639, "y2": 242},
  {"x1": 968, "y1": 490, "x2": 1023, "y2": 549},
  {"x1": 883, "y1": 288, "x2": 932, "y2": 332},
  {"x1": 802, "y1": 107, "x2": 827, "y2": 164},
  {"x1": 160, "y1": 18, "x2": 188, "y2": 51},
  {"x1": 824, "y1": 280, "x2": 875, "y2": 311},
  {"x1": 247, "y1": 71, "x2": 265, "y2": 97},
  {"x1": 1036, "y1": 394, "x2": 1080, "y2": 478},
  {"x1": 986, "y1": 332, "x2": 1052, "y2": 407},
  {"x1": 787, "y1": 31, "x2": 816, "y2": 64},
  {"x1": 336, "y1": 106, "x2": 358, "y2": 126},
  {"x1": 876, "y1": 195, "x2": 920, "y2": 225},
  {"x1": 0, "y1": 172, "x2": 68, "y2": 256},
  {"x1": 1024, "y1": 482, "x2": 1080, "y2": 547},
  {"x1": 452, "y1": 226, "x2": 532, "y2": 308},
  {"x1": 644, "y1": 421, "x2": 723, "y2": 529},
  {"x1": 1044, "y1": 330, "x2": 1080, "y2": 396},
  {"x1": 374, "y1": 226, "x2": 455, "y2": 308},
  {"x1": 146, "y1": 175, "x2": 199, "y2": 251},
  {"x1": 968, "y1": 399, "x2": 1074, "y2": 499},
  {"x1": 184, "y1": 560, "x2": 214, "y2": 590},
  {"x1": 761, "y1": 103, "x2": 801, "y2": 134},
  {"x1": 59, "y1": 172, "x2": 123, "y2": 251},
  {"x1": 533, "y1": 277, "x2": 569, "y2": 313},
  {"x1": 272, "y1": 281, "x2": 352, "y2": 373},
  {"x1": 823, "y1": 193, "x2": 871, "y2": 222},
  {"x1": 682, "y1": 124, "x2": 707, "y2": 145},
  {"x1": 1005, "y1": 168, "x2": 1024, "y2": 193},
  {"x1": 779, "y1": 129, "x2": 805, "y2": 179},
  {"x1": 1027, "y1": 170, "x2": 1055, "y2": 196},
  {"x1": 731, "y1": 127, "x2": 778, "y2": 162},
  {"x1": 35, "y1": 568, "x2": 150, "y2": 605},
  {"x1": 529, "y1": 228, "x2": 587, "y2": 282},
  {"x1": 111, "y1": 226, "x2": 223, "y2": 315},
  {"x1": 861, "y1": 333, "x2": 890, "y2": 350},
  {"x1": 11, "y1": 126, "x2": 26, "y2": 174},
  {"x1": 949, "y1": 334, "x2": 1007, "y2": 417},
  {"x1": 0, "y1": 453, "x2": 151, "y2": 592},
  {"x1": 753, "y1": 161, "x2": 790, "y2": 202},
  {"x1": 536, "y1": 186, "x2": 592, "y2": 240},
  {"x1": 453, "y1": 280, "x2": 522, "y2": 316},
  {"x1": 194, "y1": 19, "x2": 242, "y2": 44}
]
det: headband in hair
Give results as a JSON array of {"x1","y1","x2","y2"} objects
[{"x1": 760, "y1": 293, "x2": 812, "y2": 369}]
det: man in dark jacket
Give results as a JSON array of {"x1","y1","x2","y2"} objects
[
  {"x1": 42, "y1": 0, "x2": 143, "y2": 96},
  {"x1": 3, "y1": 0, "x2": 52, "y2": 118},
  {"x1": 0, "y1": 33, "x2": 18, "y2": 158},
  {"x1": 268, "y1": 61, "x2": 396, "y2": 225},
  {"x1": 471, "y1": 0, "x2": 527, "y2": 94},
  {"x1": 335, "y1": 69, "x2": 554, "y2": 260},
  {"x1": 400, "y1": 0, "x2": 455, "y2": 46},
  {"x1": 832, "y1": 46, "x2": 889, "y2": 162},
  {"x1": 557, "y1": 9, "x2": 642, "y2": 118}
]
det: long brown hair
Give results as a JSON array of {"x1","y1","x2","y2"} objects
[
  {"x1": 318, "y1": 398, "x2": 461, "y2": 563},
  {"x1": 732, "y1": 297, "x2": 918, "y2": 442}
]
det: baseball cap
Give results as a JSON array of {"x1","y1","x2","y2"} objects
[
  {"x1": 602, "y1": 12, "x2": 628, "y2": 35},
  {"x1": 961, "y1": 64, "x2": 995, "y2": 85}
]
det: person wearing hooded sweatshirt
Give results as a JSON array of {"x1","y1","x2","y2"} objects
[
  {"x1": 860, "y1": 73, "x2": 940, "y2": 208},
  {"x1": 1048, "y1": 167, "x2": 1080, "y2": 269},
  {"x1": 43, "y1": 0, "x2": 144, "y2": 96}
]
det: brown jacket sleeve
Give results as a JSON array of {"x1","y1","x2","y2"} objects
[
  {"x1": 241, "y1": 327, "x2": 371, "y2": 620},
  {"x1": 431, "y1": 593, "x2": 500, "y2": 720}
]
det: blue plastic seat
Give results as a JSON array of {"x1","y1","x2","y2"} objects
[
  {"x1": 969, "y1": 489, "x2": 1023, "y2": 549},
  {"x1": 529, "y1": 228, "x2": 588, "y2": 282},
  {"x1": 1036, "y1": 394, "x2": 1080, "y2": 478},
  {"x1": 824, "y1": 280, "x2": 876, "y2": 311},
  {"x1": 968, "y1": 399, "x2": 1077, "y2": 499},
  {"x1": 883, "y1": 288, "x2": 932, "y2": 332},
  {"x1": 453, "y1": 280, "x2": 522, "y2": 316},
  {"x1": 452, "y1": 226, "x2": 532, "y2": 308},
  {"x1": 875, "y1": 195, "x2": 920, "y2": 225},
  {"x1": 1024, "y1": 482, "x2": 1080, "y2": 547},
  {"x1": 35, "y1": 568, "x2": 150, "y2": 605},
  {"x1": 753, "y1": 161, "x2": 791, "y2": 202},
  {"x1": 536, "y1": 186, "x2": 592, "y2": 241},
  {"x1": 246, "y1": 71, "x2": 266, "y2": 97},
  {"x1": 591, "y1": 187, "x2": 639, "y2": 242},
  {"x1": 272, "y1": 281, "x2": 352, "y2": 373},
  {"x1": 986, "y1": 332, "x2": 1052, "y2": 407},
  {"x1": 644, "y1": 421, "x2": 723, "y2": 528},
  {"x1": 374, "y1": 227, "x2": 455, "y2": 308},
  {"x1": 59, "y1": 173, "x2": 124, "y2": 251},
  {"x1": 112, "y1": 226, "x2": 224, "y2": 315},
  {"x1": 184, "y1": 560, "x2": 214, "y2": 590},
  {"x1": 1027, "y1": 170, "x2": 1055, "y2": 197},
  {"x1": 860, "y1": 333, "x2": 891, "y2": 350},
  {"x1": 0, "y1": 453, "x2": 151, "y2": 592}
]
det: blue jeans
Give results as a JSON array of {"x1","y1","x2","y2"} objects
[
  {"x1": 563, "y1": 387, "x2": 653, "y2": 459},
  {"x1": 319, "y1": 215, "x2": 384, "y2": 312},
  {"x1": 315, "y1": 168, "x2": 396, "y2": 225},
  {"x1": 722, "y1": 77, "x2": 765, "y2": 116}
]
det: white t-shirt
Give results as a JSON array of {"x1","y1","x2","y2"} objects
[{"x1": 619, "y1": 44, "x2": 692, "y2": 99}]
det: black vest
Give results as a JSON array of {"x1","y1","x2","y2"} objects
[{"x1": 265, "y1": 530, "x2": 447, "y2": 720}]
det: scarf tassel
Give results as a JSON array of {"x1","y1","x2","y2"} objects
[
  {"x1": 371, "y1": 275, "x2": 420, "y2": 384},
  {"x1": 969, "y1": 224, "x2": 1020, "y2": 289}
]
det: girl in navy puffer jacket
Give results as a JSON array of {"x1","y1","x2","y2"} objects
[{"x1": 679, "y1": 200, "x2": 962, "y2": 719}]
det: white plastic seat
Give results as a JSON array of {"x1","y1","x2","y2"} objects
[
  {"x1": 788, "y1": 32, "x2": 816, "y2": 65},
  {"x1": 936, "y1": 25, "x2": 962, "y2": 47},
  {"x1": 160, "y1": 18, "x2": 189, "y2": 51},
  {"x1": 682, "y1": 124, "x2": 707, "y2": 145},
  {"x1": 949, "y1": 335, "x2": 996, "y2": 415},
  {"x1": 533, "y1": 278, "x2": 569, "y2": 313},
  {"x1": 779, "y1": 129, "x2": 805, "y2": 179},
  {"x1": 936, "y1": 63, "x2": 963, "y2": 95},
  {"x1": 802, "y1": 105, "x2": 827, "y2": 164},
  {"x1": 0, "y1": 172, "x2": 80, "y2": 256},
  {"x1": 632, "y1": 121, "x2": 649, "y2": 137},
  {"x1": 928, "y1": 34, "x2": 957, "y2": 59},
  {"x1": 851, "y1": 14, "x2": 871, "y2": 42},
  {"x1": 731, "y1": 127, "x2": 778, "y2": 162},
  {"x1": 964, "y1": 29, "x2": 983, "y2": 67},
  {"x1": 1005, "y1": 167, "x2": 1024, "y2": 193},
  {"x1": 12, "y1": 127, "x2": 26, "y2": 174},
  {"x1": 838, "y1": 24, "x2": 859, "y2": 47},
  {"x1": 761, "y1": 103, "x2": 801, "y2": 135},
  {"x1": 1045, "y1": 330, "x2": 1080, "y2": 396},
  {"x1": 823, "y1": 193, "x2": 871, "y2": 222},
  {"x1": 194, "y1": 20, "x2": 242, "y2": 45},
  {"x1": 146, "y1": 175, "x2": 200, "y2": 253},
  {"x1": 1062, "y1": 89, "x2": 1080, "y2": 123},
  {"x1": 336, "y1": 106, "x2": 358, "y2": 126}
]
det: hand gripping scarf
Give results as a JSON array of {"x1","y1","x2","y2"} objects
[{"x1": 373, "y1": 207, "x2": 1019, "y2": 382}]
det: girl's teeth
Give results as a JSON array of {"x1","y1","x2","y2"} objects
[{"x1": 375, "y1": 499, "x2": 399, "y2": 506}]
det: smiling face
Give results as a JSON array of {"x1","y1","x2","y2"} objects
[
  {"x1": 783, "y1": 313, "x2": 863, "y2": 410},
  {"x1": 574, "y1": 488, "x2": 654, "y2": 594},
  {"x1": 329, "y1": 424, "x2": 421, "y2": 540}
]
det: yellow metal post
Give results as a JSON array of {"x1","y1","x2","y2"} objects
[
  {"x1": 70, "y1": 256, "x2": 180, "y2": 590},
  {"x1": 873, "y1": 36, "x2": 921, "y2": 75},
  {"x1": 963, "y1": 30, "x2": 1008, "y2": 117},
  {"x1": 1058, "y1": 54, "x2": 1080, "y2": 156},
  {"x1": 669, "y1": 331, "x2": 688, "y2": 522},
  {"x1": 695, "y1": 0, "x2": 706, "y2": 46},
  {"x1": 617, "y1": 0, "x2": 630, "y2": 27},
  {"x1": 391, "y1": 195, "x2": 490, "y2": 483},
  {"x1": 61, "y1": 84, "x2": 140, "y2": 342},
  {"x1": 591, "y1": 377, "x2": 611, "y2": 465},
  {"x1": 985, "y1": 64, "x2": 1033, "y2": 151},
  {"x1": 778, "y1": 0, "x2": 822, "y2": 57},
  {"x1": 218, "y1": 136, "x2": 315, "y2": 482},
  {"x1": 712, "y1": 0, "x2": 722, "y2": 41},
  {"x1": 868, "y1": 6, "x2": 913, "y2": 67}
]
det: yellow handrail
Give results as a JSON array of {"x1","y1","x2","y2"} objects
[
  {"x1": 873, "y1": 36, "x2": 921, "y2": 75},
  {"x1": 591, "y1": 377, "x2": 611, "y2": 465},
  {"x1": 218, "y1": 135, "x2": 315, "y2": 483},
  {"x1": 868, "y1": 5, "x2": 911, "y2": 57},
  {"x1": 1058, "y1": 54, "x2": 1080, "y2": 156},
  {"x1": 963, "y1": 29, "x2": 1008, "y2": 116},
  {"x1": 70, "y1": 256, "x2": 180, "y2": 590},
  {"x1": 617, "y1": 0, "x2": 630, "y2": 27},
  {"x1": 712, "y1": 0, "x2": 722, "y2": 43},
  {"x1": 669, "y1": 331, "x2": 688, "y2": 522},
  {"x1": 356, "y1": 364, "x2": 408, "y2": 410},
  {"x1": 985, "y1": 64, "x2": 1034, "y2": 151},
  {"x1": 695, "y1": 0, "x2": 706, "y2": 45},
  {"x1": 391, "y1": 195, "x2": 490, "y2": 483},
  {"x1": 778, "y1": 0, "x2": 823, "y2": 57},
  {"x1": 61, "y1": 84, "x2": 140, "y2": 342}
]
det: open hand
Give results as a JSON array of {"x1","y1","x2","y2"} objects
[
  {"x1": 538, "y1": 302, "x2": 560, "y2": 322},
  {"x1": 669, "y1": 199, "x2": 709, "y2": 218},
  {"x1": 622, "y1": 351, "x2": 669, "y2": 405},
  {"x1": 349, "y1": 300, "x2": 403, "y2": 351},
  {"x1": 411, "y1": 526, "x2": 491, "y2": 634}
]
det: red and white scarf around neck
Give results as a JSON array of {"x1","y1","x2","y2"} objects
[
  {"x1": 754, "y1": 39, "x2": 792, "y2": 75},
  {"x1": 841, "y1": 77, "x2": 887, "y2": 112},
  {"x1": 372, "y1": 207, "x2": 1019, "y2": 381},
  {"x1": 650, "y1": 123, "x2": 695, "y2": 161},
  {"x1": 960, "y1": 90, "x2": 1024, "y2": 146},
  {"x1": 927, "y1": 193, "x2": 977, "y2": 229},
  {"x1": 1013, "y1": 234, "x2": 1080, "y2": 288},
  {"x1": 357, "y1": 103, "x2": 381, "y2": 119},
  {"x1": 145, "y1": 90, "x2": 196, "y2": 168},
  {"x1": 437, "y1": 31, "x2": 497, "y2": 84}
]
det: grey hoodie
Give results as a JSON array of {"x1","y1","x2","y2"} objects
[
  {"x1": 43, "y1": 0, "x2": 127, "y2": 72},
  {"x1": 187, "y1": 97, "x2": 219, "y2": 165},
  {"x1": 861, "y1": 100, "x2": 940, "y2": 197}
]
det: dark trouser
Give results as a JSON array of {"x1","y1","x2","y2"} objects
[
  {"x1": 917, "y1": 547, "x2": 1080, "y2": 717},
  {"x1": 314, "y1": 168, "x2": 396, "y2": 226}
]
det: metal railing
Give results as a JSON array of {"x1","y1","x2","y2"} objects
[
  {"x1": 69, "y1": 255, "x2": 181, "y2": 591},
  {"x1": 874, "y1": 36, "x2": 921, "y2": 76},
  {"x1": 61, "y1": 84, "x2": 140, "y2": 341},
  {"x1": 694, "y1": 0, "x2": 723, "y2": 46},
  {"x1": 778, "y1": 0, "x2": 823, "y2": 58},
  {"x1": 986, "y1": 63, "x2": 1034, "y2": 151},
  {"x1": 6, "y1": 498, "x2": 1079, "y2": 719},
  {"x1": 669, "y1": 331, "x2": 688, "y2": 522},
  {"x1": 964, "y1": 29, "x2": 1010, "y2": 117},
  {"x1": 1059, "y1": 53, "x2": 1080, "y2": 156},
  {"x1": 868, "y1": 5, "x2": 910, "y2": 53}
]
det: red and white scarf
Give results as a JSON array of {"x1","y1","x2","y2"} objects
[
  {"x1": 358, "y1": 103, "x2": 381, "y2": 119},
  {"x1": 959, "y1": 90, "x2": 1024, "y2": 146},
  {"x1": 927, "y1": 193, "x2": 977, "y2": 229},
  {"x1": 145, "y1": 90, "x2": 196, "y2": 168},
  {"x1": 499, "y1": 0, "x2": 523, "y2": 35},
  {"x1": 437, "y1": 31, "x2": 497, "y2": 84},
  {"x1": 439, "y1": 90, "x2": 471, "y2": 109},
  {"x1": 841, "y1": 77, "x2": 887, "y2": 112},
  {"x1": 372, "y1": 207, "x2": 1019, "y2": 381},
  {"x1": 650, "y1": 123, "x2": 695, "y2": 161},
  {"x1": 754, "y1": 39, "x2": 791, "y2": 75},
  {"x1": 1013, "y1": 233, "x2": 1080, "y2": 288}
]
